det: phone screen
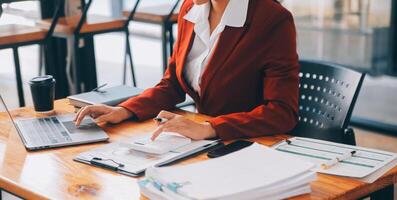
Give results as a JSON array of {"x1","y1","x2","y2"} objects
[{"x1": 207, "y1": 140, "x2": 253, "y2": 158}]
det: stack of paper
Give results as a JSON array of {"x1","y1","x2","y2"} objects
[{"x1": 139, "y1": 143, "x2": 317, "y2": 200}]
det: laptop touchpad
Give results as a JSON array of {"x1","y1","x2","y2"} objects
[{"x1": 63, "y1": 119, "x2": 97, "y2": 134}]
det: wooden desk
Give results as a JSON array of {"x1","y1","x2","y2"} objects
[
  {"x1": 0, "y1": 99, "x2": 396, "y2": 199},
  {"x1": 36, "y1": 15, "x2": 126, "y2": 36},
  {"x1": 124, "y1": 5, "x2": 179, "y2": 24},
  {"x1": 0, "y1": 24, "x2": 47, "y2": 46}
]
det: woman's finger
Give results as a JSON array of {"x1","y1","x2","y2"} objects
[
  {"x1": 74, "y1": 105, "x2": 94, "y2": 122},
  {"x1": 74, "y1": 107, "x2": 84, "y2": 121},
  {"x1": 156, "y1": 110, "x2": 177, "y2": 120},
  {"x1": 151, "y1": 125, "x2": 164, "y2": 141},
  {"x1": 75, "y1": 106, "x2": 92, "y2": 126}
]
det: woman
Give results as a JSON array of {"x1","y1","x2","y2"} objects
[{"x1": 74, "y1": 0, "x2": 300, "y2": 141}]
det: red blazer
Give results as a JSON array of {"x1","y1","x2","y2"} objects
[{"x1": 120, "y1": 0, "x2": 300, "y2": 140}]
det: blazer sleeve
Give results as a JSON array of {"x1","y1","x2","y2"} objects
[
  {"x1": 118, "y1": 16, "x2": 187, "y2": 121},
  {"x1": 208, "y1": 12, "x2": 300, "y2": 140}
]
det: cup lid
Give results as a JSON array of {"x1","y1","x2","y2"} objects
[{"x1": 29, "y1": 75, "x2": 55, "y2": 85}]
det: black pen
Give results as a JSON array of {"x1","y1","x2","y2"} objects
[
  {"x1": 154, "y1": 117, "x2": 169, "y2": 123},
  {"x1": 90, "y1": 157, "x2": 124, "y2": 171}
]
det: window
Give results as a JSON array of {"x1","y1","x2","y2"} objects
[{"x1": 282, "y1": 0, "x2": 394, "y2": 75}]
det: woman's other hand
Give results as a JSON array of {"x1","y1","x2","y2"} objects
[
  {"x1": 74, "y1": 105, "x2": 133, "y2": 126},
  {"x1": 151, "y1": 110, "x2": 216, "y2": 141}
]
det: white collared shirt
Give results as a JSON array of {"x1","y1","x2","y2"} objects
[{"x1": 183, "y1": 0, "x2": 249, "y2": 95}]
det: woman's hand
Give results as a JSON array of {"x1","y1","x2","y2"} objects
[
  {"x1": 74, "y1": 104, "x2": 133, "y2": 126},
  {"x1": 151, "y1": 111, "x2": 216, "y2": 141}
]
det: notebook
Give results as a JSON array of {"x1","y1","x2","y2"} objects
[
  {"x1": 74, "y1": 134, "x2": 219, "y2": 176},
  {"x1": 68, "y1": 85, "x2": 143, "y2": 108},
  {"x1": 139, "y1": 143, "x2": 317, "y2": 200}
]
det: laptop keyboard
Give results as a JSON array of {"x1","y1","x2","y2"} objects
[{"x1": 18, "y1": 117, "x2": 72, "y2": 146}]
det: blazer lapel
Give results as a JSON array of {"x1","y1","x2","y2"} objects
[
  {"x1": 199, "y1": 0, "x2": 256, "y2": 99},
  {"x1": 199, "y1": 25, "x2": 250, "y2": 99},
  {"x1": 176, "y1": 20, "x2": 201, "y2": 101}
]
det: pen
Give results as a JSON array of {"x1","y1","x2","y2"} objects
[
  {"x1": 91, "y1": 83, "x2": 107, "y2": 93},
  {"x1": 90, "y1": 157, "x2": 125, "y2": 171},
  {"x1": 154, "y1": 117, "x2": 169, "y2": 123},
  {"x1": 321, "y1": 150, "x2": 356, "y2": 170}
]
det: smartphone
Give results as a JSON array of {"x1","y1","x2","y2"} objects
[{"x1": 207, "y1": 140, "x2": 254, "y2": 158}]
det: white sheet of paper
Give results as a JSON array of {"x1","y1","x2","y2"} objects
[
  {"x1": 272, "y1": 137, "x2": 397, "y2": 182},
  {"x1": 127, "y1": 132, "x2": 192, "y2": 155}
]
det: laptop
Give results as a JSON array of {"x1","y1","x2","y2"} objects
[{"x1": 0, "y1": 95, "x2": 109, "y2": 150}]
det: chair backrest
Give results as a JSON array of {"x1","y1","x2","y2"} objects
[{"x1": 290, "y1": 60, "x2": 365, "y2": 144}]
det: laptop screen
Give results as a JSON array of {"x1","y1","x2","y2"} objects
[{"x1": 0, "y1": 95, "x2": 21, "y2": 138}]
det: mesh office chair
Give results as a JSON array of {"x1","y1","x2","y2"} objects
[{"x1": 290, "y1": 60, "x2": 366, "y2": 145}]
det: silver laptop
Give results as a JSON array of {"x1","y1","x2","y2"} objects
[{"x1": 0, "y1": 96, "x2": 109, "y2": 150}]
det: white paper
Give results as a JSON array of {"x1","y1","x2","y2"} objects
[
  {"x1": 144, "y1": 143, "x2": 315, "y2": 200},
  {"x1": 125, "y1": 132, "x2": 192, "y2": 155},
  {"x1": 272, "y1": 137, "x2": 397, "y2": 182}
]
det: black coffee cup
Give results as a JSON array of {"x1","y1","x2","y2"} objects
[{"x1": 29, "y1": 75, "x2": 56, "y2": 112}]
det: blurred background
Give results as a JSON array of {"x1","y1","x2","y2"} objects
[
  {"x1": 0, "y1": 0, "x2": 396, "y2": 135},
  {"x1": 0, "y1": 0, "x2": 396, "y2": 199}
]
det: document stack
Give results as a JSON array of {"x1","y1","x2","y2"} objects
[{"x1": 139, "y1": 143, "x2": 317, "y2": 200}]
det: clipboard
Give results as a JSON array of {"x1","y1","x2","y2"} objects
[
  {"x1": 272, "y1": 137, "x2": 397, "y2": 183},
  {"x1": 74, "y1": 139, "x2": 220, "y2": 177}
]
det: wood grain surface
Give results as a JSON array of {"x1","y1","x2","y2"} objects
[
  {"x1": 123, "y1": 4, "x2": 179, "y2": 23},
  {"x1": 0, "y1": 99, "x2": 395, "y2": 200},
  {"x1": 36, "y1": 15, "x2": 125, "y2": 35},
  {"x1": 0, "y1": 24, "x2": 46, "y2": 46}
]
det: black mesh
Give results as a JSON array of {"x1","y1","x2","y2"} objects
[{"x1": 290, "y1": 60, "x2": 365, "y2": 145}]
